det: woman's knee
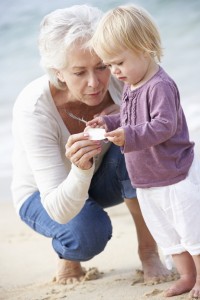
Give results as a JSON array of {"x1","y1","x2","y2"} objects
[
  {"x1": 108, "y1": 145, "x2": 137, "y2": 199},
  {"x1": 52, "y1": 200, "x2": 112, "y2": 261}
]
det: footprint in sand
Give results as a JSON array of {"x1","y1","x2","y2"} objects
[
  {"x1": 131, "y1": 269, "x2": 144, "y2": 285},
  {"x1": 144, "y1": 288, "x2": 163, "y2": 297},
  {"x1": 82, "y1": 267, "x2": 102, "y2": 281}
]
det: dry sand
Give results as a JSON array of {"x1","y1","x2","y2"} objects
[{"x1": 0, "y1": 201, "x2": 191, "y2": 300}]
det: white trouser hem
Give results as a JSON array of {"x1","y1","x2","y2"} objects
[{"x1": 161, "y1": 244, "x2": 186, "y2": 256}]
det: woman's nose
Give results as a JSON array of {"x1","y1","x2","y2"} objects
[{"x1": 88, "y1": 74, "x2": 99, "y2": 88}]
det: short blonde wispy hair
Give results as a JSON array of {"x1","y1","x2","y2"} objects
[{"x1": 91, "y1": 4, "x2": 163, "y2": 63}]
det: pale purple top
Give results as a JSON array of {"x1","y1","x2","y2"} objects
[{"x1": 104, "y1": 66, "x2": 194, "y2": 188}]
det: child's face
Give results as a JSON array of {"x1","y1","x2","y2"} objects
[{"x1": 104, "y1": 49, "x2": 153, "y2": 88}]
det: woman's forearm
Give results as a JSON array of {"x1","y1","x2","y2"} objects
[{"x1": 41, "y1": 163, "x2": 95, "y2": 224}]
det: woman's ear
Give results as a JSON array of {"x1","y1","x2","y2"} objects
[{"x1": 56, "y1": 70, "x2": 64, "y2": 82}]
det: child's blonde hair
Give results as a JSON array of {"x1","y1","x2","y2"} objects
[{"x1": 91, "y1": 4, "x2": 163, "y2": 62}]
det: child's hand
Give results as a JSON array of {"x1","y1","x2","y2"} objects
[
  {"x1": 86, "y1": 116, "x2": 107, "y2": 130},
  {"x1": 84, "y1": 117, "x2": 107, "y2": 140},
  {"x1": 105, "y1": 127, "x2": 125, "y2": 146}
]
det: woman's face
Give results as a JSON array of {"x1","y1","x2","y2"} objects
[{"x1": 58, "y1": 47, "x2": 111, "y2": 106}]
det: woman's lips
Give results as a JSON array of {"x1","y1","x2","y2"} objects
[
  {"x1": 88, "y1": 91, "x2": 101, "y2": 96},
  {"x1": 118, "y1": 77, "x2": 126, "y2": 81}
]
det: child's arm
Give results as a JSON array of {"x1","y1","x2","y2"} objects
[{"x1": 87, "y1": 112, "x2": 121, "y2": 132}]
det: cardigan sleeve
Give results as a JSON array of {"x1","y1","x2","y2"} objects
[
  {"x1": 15, "y1": 110, "x2": 95, "y2": 224},
  {"x1": 122, "y1": 82, "x2": 179, "y2": 153}
]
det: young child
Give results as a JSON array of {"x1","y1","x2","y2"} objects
[{"x1": 88, "y1": 4, "x2": 200, "y2": 298}]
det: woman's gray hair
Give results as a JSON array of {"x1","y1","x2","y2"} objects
[{"x1": 38, "y1": 5, "x2": 103, "y2": 89}]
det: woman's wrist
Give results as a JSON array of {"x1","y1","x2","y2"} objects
[{"x1": 73, "y1": 157, "x2": 94, "y2": 170}]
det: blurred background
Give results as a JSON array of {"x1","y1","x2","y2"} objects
[{"x1": 0, "y1": 0, "x2": 200, "y2": 201}]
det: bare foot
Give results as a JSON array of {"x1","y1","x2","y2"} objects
[
  {"x1": 124, "y1": 198, "x2": 178, "y2": 285},
  {"x1": 53, "y1": 258, "x2": 101, "y2": 285},
  {"x1": 140, "y1": 251, "x2": 178, "y2": 285},
  {"x1": 53, "y1": 259, "x2": 85, "y2": 284},
  {"x1": 164, "y1": 275, "x2": 196, "y2": 297},
  {"x1": 188, "y1": 279, "x2": 200, "y2": 299}
]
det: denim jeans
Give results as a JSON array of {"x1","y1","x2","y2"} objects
[{"x1": 19, "y1": 144, "x2": 136, "y2": 261}]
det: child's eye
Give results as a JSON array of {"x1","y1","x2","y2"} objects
[{"x1": 106, "y1": 62, "x2": 123, "y2": 68}]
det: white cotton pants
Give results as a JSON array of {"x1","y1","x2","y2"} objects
[{"x1": 137, "y1": 154, "x2": 200, "y2": 257}]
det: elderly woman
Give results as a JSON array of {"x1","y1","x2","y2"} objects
[{"x1": 11, "y1": 5, "x2": 171, "y2": 284}]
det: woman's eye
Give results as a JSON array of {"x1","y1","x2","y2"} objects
[
  {"x1": 74, "y1": 72, "x2": 84, "y2": 76},
  {"x1": 118, "y1": 61, "x2": 123, "y2": 66},
  {"x1": 97, "y1": 65, "x2": 108, "y2": 70}
]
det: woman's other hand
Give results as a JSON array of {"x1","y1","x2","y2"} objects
[{"x1": 65, "y1": 132, "x2": 101, "y2": 170}]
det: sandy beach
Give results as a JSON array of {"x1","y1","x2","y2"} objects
[
  {"x1": 0, "y1": 1, "x2": 199, "y2": 299},
  {"x1": 0, "y1": 200, "x2": 194, "y2": 300},
  {"x1": 1, "y1": 115, "x2": 199, "y2": 300}
]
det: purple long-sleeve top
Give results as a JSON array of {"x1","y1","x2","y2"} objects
[{"x1": 104, "y1": 67, "x2": 194, "y2": 188}]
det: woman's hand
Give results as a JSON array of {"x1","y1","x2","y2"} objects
[{"x1": 65, "y1": 132, "x2": 101, "y2": 170}]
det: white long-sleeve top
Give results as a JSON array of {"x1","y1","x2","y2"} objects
[{"x1": 11, "y1": 75, "x2": 122, "y2": 224}]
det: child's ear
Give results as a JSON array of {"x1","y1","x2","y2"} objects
[
  {"x1": 143, "y1": 51, "x2": 148, "y2": 57},
  {"x1": 143, "y1": 51, "x2": 152, "y2": 59}
]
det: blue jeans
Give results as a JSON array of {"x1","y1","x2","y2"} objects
[{"x1": 19, "y1": 144, "x2": 136, "y2": 261}]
